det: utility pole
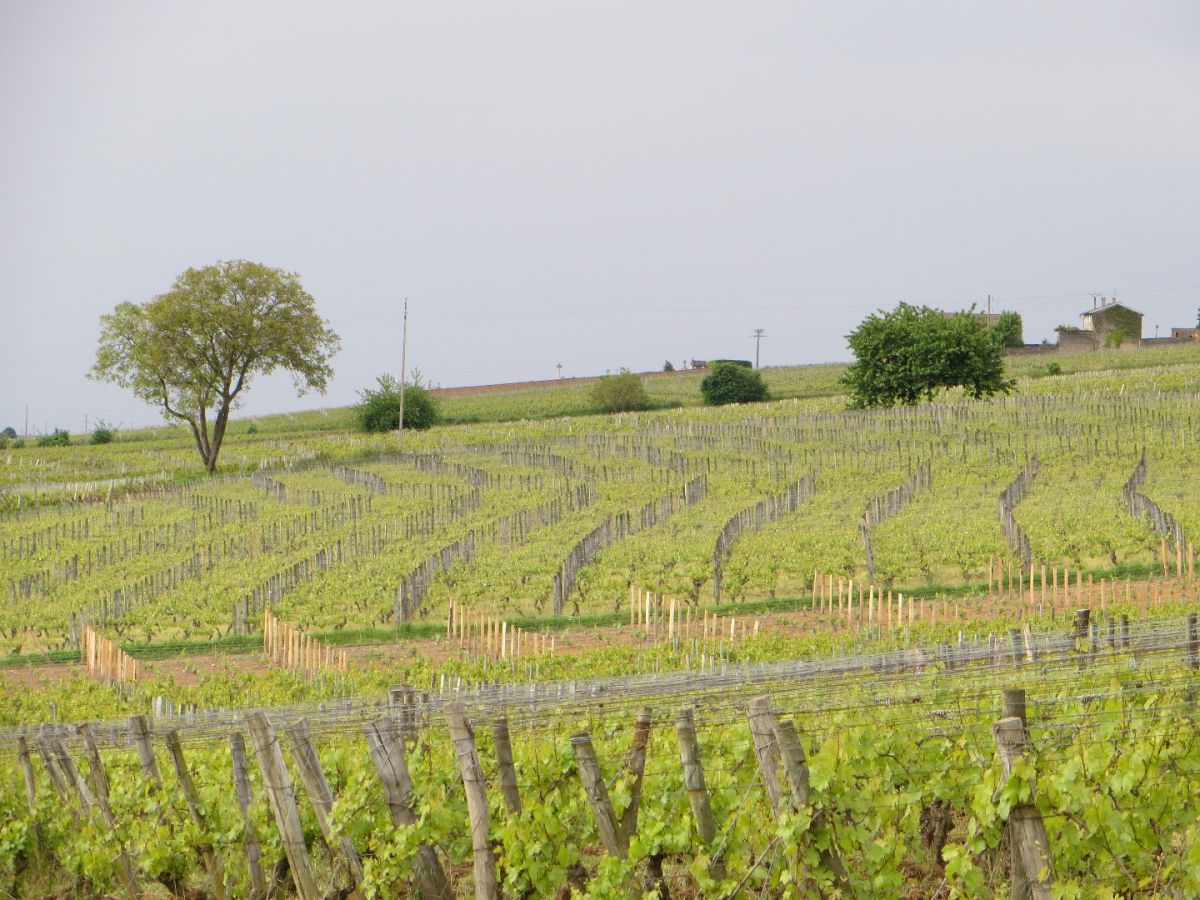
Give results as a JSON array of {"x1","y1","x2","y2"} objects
[
  {"x1": 752, "y1": 328, "x2": 766, "y2": 369},
  {"x1": 397, "y1": 300, "x2": 408, "y2": 444},
  {"x1": 24, "y1": 406, "x2": 28, "y2": 438}
]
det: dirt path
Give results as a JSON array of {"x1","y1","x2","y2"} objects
[{"x1": 0, "y1": 605, "x2": 834, "y2": 691}]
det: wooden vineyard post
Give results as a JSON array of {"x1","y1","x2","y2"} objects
[
  {"x1": 993, "y1": 716, "x2": 1053, "y2": 898},
  {"x1": 446, "y1": 702, "x2": 498, "y2": 899},
  {"x1": 34, "y1": 739, "x2": 75, "y2": 816},
  {"x1": 77, "y1": 723, "x2": 140, "y2": 897},
  {"x1": 674, "y1": 707, "x2": 727, "y2": 881},
  {"x1": 284, "y1": 719, "x2": 366, "y2": 898},
  {"x1": 128, "y1": 714, "x2": 162, "y2": 786},
  {"x1": 773, "y1": 718, "x2": 850, "y2": 891},
  {"x1": 492, "y1": 718, "x2": 523, "y2": 815},
  {"x1": 571, "y1": 731, "x2": 628, "y2": 858},
  {"x1": 1001, "y1": 688, "x2": 1030, "y2": 899},
  {"x1": 245, "y1": 711, "x2": 320, "y2": 900},
  {"x1": 364, "y1": 717, "x2": 452, "y2": 900},
  {"x1": 747, "y1": 695, "x2": 783, "y2": 815},
  {"x1": 1188, "y1": 613, "x2": 1199, "y2": 671},
  {"x1": 229, "y1": 733, "x2": 268, "y2": 900},
  {"x1": 16, "y1": 736, "x2": 36, "y2": 816},
  {"x1": 620, "y1": 707, "x2": 653, "y2": 841},
  {"x1": 53, "y1": 737, "x2": 94, "y2": 818},
  {"x1": 164, "y1": 730, "x2": 228, "y2": 900}
]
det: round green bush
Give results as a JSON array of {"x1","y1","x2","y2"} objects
[
  {"x1": 355, "y1": 375, "x2": 440, "y2": 432},
  {"x1": 700, "y1": 362, "x2": 769, "y2": 406}
]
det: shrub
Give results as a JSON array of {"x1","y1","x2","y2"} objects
[
  {"x1": 711, "y1": 359, "x2": 753, "y2": 369},
  {"x1": 662, "y1": 360, "x2": 675, "y2": 372},
  {"x1": 37, "y1": 429, "x2": 71, "y2": 447},
  {"x1": 701, "y1": 362, "x2": 769, "y2": 406},
  {"x1": 354, "y1": 374, "x2": 440, "y2": 432},
  {"x1": 90, "y1": 422, "x2": 116, "y2": 445},
  {"x1": 0, "y1": 427, "x2": 15, "y2": 439},
  {"x1": 1046, "y1": 362, "x2": 1062, "y2": 376},
  {"x1": 247, "y1": 423, "x2": 259, "y2": 435},
  {"x1": 590, "y1": 369, "x2": 650, "y2": 413}
]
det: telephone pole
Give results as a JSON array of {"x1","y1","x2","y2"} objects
[
  {"x1": 397, "y1": 300, "x2": 409, "y2": 444},
  {"x1": 752, "y1": 328, "x2": 766, "y2": 369}
]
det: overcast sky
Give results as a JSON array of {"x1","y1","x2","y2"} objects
[{"x1": 2, "y1": 2, "x2": 1199, "y2": 432}]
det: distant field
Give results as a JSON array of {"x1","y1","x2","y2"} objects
[{"x1": 47, "y1": 341, "x2": 1200, "y2": 445}]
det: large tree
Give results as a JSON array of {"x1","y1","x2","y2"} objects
[
  {"x1": 91, "y1": 260, "x2": 340, "y2": 472},
  {"x1": 842, "y1": 303, "x2": 1013, "y2": 408}
]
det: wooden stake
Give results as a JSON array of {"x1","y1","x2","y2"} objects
[
  {"x1": 571, "y1": 732, "x2": 627, "y2": 858},
  {"x1": 747, "y1": 696, "x2": 782, "y2": 815},
  {"x1": 492, "y1": 718, "x2": 522, "y2": 815},
  {"x1": 773, "y1": 718, "x2": 850, "y2": 890},
  {"x1": 620, "y1": 707, "x2": 652, "y2": 841},
  {"x1": 674, "y1": 708, "x2": 726, "y2": 880},
  {"x1": 245, "y1": 711, "x2": 320, "y2": 900},
  {"x1": 229, "y1": 733, "x2": 268, "y2": 900},
  {"x1": 77, "y1": 723, "x2": 139, "y2": 897},
  {"x1": 992, "y1": 717, "x2": 1053, "y2": 898},
  {"x1": 165, "y1": 730, "x2": 227, "y2": 900},
  {"x1": 364, "y1": 718, "x2": 452, "y2": 900},
  {"x1": 285, "y1": 719, "x2": 365, "y2": 896},
  {"x1": 446, "y1": 702, "x2": 498, "y2": 899}
]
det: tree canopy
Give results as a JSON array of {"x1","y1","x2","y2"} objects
[
  {"x1": 590, "y1": 369, "x2": 651, "y2": 413},
  {"x1": 842, "y1": 303, "x2": 1014, "y2": 408},
  {"x1": 354, "y1": 373, "x2": 441, "y2": 432},
  {"x1": 91, "y1": 260, "x2": 339, "y2": 472},
  {"x1": 992, "y1": 311, "x2": 1024, "y2": 348},
  {"x1": 700, "y1": 361, "x2": 768, "y2": 406}
]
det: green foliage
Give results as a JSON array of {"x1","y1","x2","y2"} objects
[
  {"x1": 992, "y1": 311, "x2": 1024, "y2": 348},
  {"x1": 589, "y1": 369, "x2": 651, "y2": 413},
  {"x1": 1097, "y1": 305, "x2": 1142, "y2": 343},
  {"x1": 354, "y1": 374, "x2": 440, "y2": 432},
  {"x1": 1103, "y1": 328, "x2": 1128, "y2": 349},
  {"x1": 700, "y1": 362, "x2": 768, "y2": 405},
  {"x1": 1046, "y1": 361, "x2": 1062, "y2": 376},
  {"x1": 662, "y1": 360, "x2": 675, "y2": 372},
  {"x1": 711, "y1": 359, "x2": 753, "y2": 369},
  {"x1": 0, "y1": 427, "x2": 14, "y2": 439},
  {"x1": 36, "y1": 429, "x2": 70, "y2": 447},
  {"x1": 89, "y1": 422, "x2": 116, "y2": 445},
  {"x1": 842, "y1": 303, "x2": 1014, "y2": 408},
  {"x1": 89, "y1": 259, "x2": 340, "y2": 473}
]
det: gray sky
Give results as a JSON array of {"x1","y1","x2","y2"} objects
[{"x1": 3, "y1": 1, "x2": 1199, "y2": 432}]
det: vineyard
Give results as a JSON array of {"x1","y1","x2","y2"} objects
[{"x1": 1, "y1": 348, "x2": 1200, "y2": 895}]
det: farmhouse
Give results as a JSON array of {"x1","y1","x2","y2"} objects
[
  {"x1": 1080, "y1": 297, "x2": 1143, "y2": 343},
  {"x1": 1055, "y1": 298, "x2": 1143, "y2": 351}
]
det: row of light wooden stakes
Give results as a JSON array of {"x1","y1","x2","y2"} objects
[
  {"x1": 629, "y1": 586, "x2": 761, "y2": 641},
  {"x1": 263, "y1": 608, "x2": 348, "y2": 676},
  {"x1": 446, "y1": 599, "x2": 555, "y2": 660},
  {"x1": 79, "y1": 624, "x2": 139, "y2": 684}
]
